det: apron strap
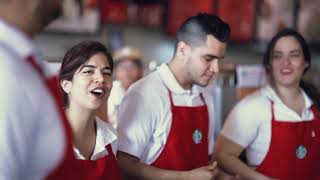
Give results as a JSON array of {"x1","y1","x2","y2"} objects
[
  {"x1": 311, "y1": 106, "x2": 319, "y2": 120},
  {"x1": 167, "y1": 89, "x2": 207, "y2": 107},
  {"x1": 270, "y1": 100, "x2": 275, "y2": 121},
  {"x1": 27, "y1": 55, "x2": 45, "y2": 77},
  {"x1": 167, "y1": 89, "x2": 174, "y2": 108},
  {"x1": 199, "y1": 93, "x2": 206, "y2": 106},
  {"x1": 106, "y1": 144, "x2": 114, "y2": 156}
]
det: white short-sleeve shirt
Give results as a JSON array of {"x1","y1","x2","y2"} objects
[
  {"x1": 117, "y1": 64, "x2": 215, "y2": 165},
  {"x1": 221, "y1": 85, "x2": 314, "y2": 166},
  {"x1": 0, "y1": 19, "x2": 66, "y2": 179},
  {"x1": 73, "y1": 117, "x2": 118, "y2": 160}
]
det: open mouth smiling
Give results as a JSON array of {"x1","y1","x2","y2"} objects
[{"x1": 90, "y1": 88, "x2": 105, "y2": 97}]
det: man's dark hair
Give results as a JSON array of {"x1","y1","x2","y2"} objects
[{"x1": 175, "y1": 13, "x2": 231, "y2": 50}]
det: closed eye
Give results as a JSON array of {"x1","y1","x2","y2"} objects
[
  {"x1": 83, "y1": 70, "x2": 94, "y2": 74},
  {"x1": 102, "y1": 68, "x2": 112, "y2": 76},
  {"x1": 103, "y1": 71, "x2": 112, "y2": 76}
]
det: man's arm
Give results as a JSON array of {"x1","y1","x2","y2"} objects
[
  {"x1": 214, "y1": 136, "x2": 275, "y2": 180},
  {"x1": 117, "y1": 151, "x2": 219, "y2": 180}
]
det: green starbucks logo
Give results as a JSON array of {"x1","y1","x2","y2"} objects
[
  {"x1": 296, "y1": 145, "x2": 307, "y2": 159},
  {"x1": 193, "y1": 129, "x2": 202, "y2": 144}
]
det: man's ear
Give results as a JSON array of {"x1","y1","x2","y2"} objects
[
  {"x1": 60, "y1": 80, "x2": 72, "y2": 94},
  {"x1": 176, "y1": 41, "x2": 191, "y2": 57}
]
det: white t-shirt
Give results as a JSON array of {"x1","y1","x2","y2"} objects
[
  {"x1": 117, "y1": 64, "x2": 215, "y2": 165},
  {"x1": 73, "y1": 117, "x2": 118, "y2": 160},
  {"x1": 0, "y1": 19, "x2": 66, "y2": 179},
  {"x1": 221, "y1": 85, "x2": 314, "y2": 166},
  {"x1": 107, "y1": 80, "x2": 126, "y2": 127}
]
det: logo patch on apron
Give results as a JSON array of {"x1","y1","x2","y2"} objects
[
  {"x1": 193, "y1": 129, "x2": 202, "y2": 144},
  {"x1": 296, "y1": 145, "x2": 307, "y2": 159}
]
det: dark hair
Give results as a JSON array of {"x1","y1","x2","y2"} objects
[
  {"x1": 263, "y1": 28, "x2": 320, "y2": 112},
  {"x1": 174, "y1": 13, "x2": 231, "y2": 51},
  {"x1": 59, "y1": 41, "x2": 113, "y2": 106}
]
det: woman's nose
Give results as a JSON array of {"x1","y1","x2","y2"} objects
[{"x1": 95, "y1": 72, "x2": 105, "y2": 83}]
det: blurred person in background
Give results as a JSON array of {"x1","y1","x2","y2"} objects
[
  {"x1": 59, "y1": 41, "x2": 120, "y2": 179},
  {"x1": 96, "y1": 46, "x2": 144, "y2": 127},
  {"x1": 214, "y1": 29, "x2": 320, "y2": 180},
  {"x1": 116, "y1": 13, "x2": 230, "y2": 180},
  {"x1": 0, "y1": 0, "x2": 79, "y2": 179},
  {"x1": 108, "y1": 46, "x2": 144, "y2": 126},
  {"x1": 257, "y1": 0, "x2": 293, "y2": 42}
]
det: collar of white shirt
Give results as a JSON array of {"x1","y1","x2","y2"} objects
[
  {"x1": 73, "y1": 117, "x2": 117, "y2": 160},
  {"x1": 261, "y1": 84, "x2": 313, "y2": 109},
  {"x1": 157, "y1": 64, "x2": 201, "y2": 96},
  {"x1": 0, "y1": 19, "x2": 40, "y2": 59}
]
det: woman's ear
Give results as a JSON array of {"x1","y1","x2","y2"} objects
[{"x1": 60, "y1": 80, "x2": 72, "y2": 94}]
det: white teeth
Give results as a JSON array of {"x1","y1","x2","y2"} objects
[
  {"x1": 91, "y1": 88, "x2": 105, "y2": 96},
  {"x1": 93, "y1": 89, "x2": 103, "y2": 93}
]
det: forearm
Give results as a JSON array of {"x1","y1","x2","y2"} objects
[
  {"x1": 216, "y1": 153, "x2": 267, "y2": 180},
  {"x1": 118, "y1": 158, "x2": 189, "y2": 180},
  {"x1": 118, "y1": 151, "x2": 218, "y2": 180}
]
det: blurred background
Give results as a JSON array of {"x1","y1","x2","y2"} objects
[{"x1": 36, "y1": 0, "x2": 320, "y2": 135}]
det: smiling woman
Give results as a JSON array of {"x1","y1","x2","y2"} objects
[
  {"x1": 214, "y1": 29, "x2": 320, "y2": 180},
  {"x1": 58, "y1": 41, "x2": 121, "y2": 179}
]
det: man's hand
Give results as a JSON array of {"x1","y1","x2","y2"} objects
[{"x1": 184, "y1": 161, "x2": 219, "y2": 180}]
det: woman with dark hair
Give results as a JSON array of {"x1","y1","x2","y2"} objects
[
  {"x1": 214, "y1": 29, "x2": 320, "y2": 180},
  {"x1": 59, "y1": 41, "x2": 120, "y2": 179}
]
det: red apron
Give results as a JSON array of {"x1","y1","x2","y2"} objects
[
  {"x1": 151, "y1": 89, "x2": 209, "y2": 170},
  {"x1": 27, "y1": 56, "x2": 120, "y2": 180},
  {"x1": 256, "y1": 101, "x2": 320, "y2": 180},
  {"x1": 76, "y1": 144, "x2": 121, "y2": 180}
]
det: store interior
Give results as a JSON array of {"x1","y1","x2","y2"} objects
[{"x1": 34, "y1": 0, "x2": 320, "y2": 133}]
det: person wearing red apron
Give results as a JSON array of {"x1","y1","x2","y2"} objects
[
  {"x1": 0, "y1": 1, "x2": 119, "y2": 179},
  {"x1": 151, "y1": 90, "x2": 209, "y2": 170},
  {"x1": 54, "y1": 41, "x2": 120, "y2": 180},
  {"x1": 256, "y1": 102, "x2": 320, "y2": 180},
  {"x1": 0, "y1": 1, "x2": 81, "y2": 177},
  {"x1": 214, "y1": 29, "x2": 320, "y2": 180},
  {"x1": 116, "y1": 13, "x2": 230, "y2": 180},
  {"x1": 27, "y1": 56, "x2": 84, "y2": 180}
]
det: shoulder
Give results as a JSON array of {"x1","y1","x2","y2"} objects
[
  {"x1": 0, "y1": 47, "x2": 22, "y2": 75},
  {"x1": 130, "y1": 71, "x2": 162, "y2": 91},
  {"x1": 224, "y1": 88, "x2": 271, "y2": 128},
  {"x1": 221, "y1": 89, "x2": 271, "y2": 146},
  {"x1": 0, "y1": 50, "x2": 28, "y2": 106},
  {"x1": 234, "y1": 89, "x2": 270, "y2": 114},
  {"x1": 125, "y1": 71, "x2": 166, "y2": 104}
]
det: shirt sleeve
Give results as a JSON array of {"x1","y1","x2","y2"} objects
[
  {"x1": 117, "y1": 88, "x2": 155, "y2": 159},
  {"x1": 220, "y1": 96, "x2": 263, "y2": 148}
]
